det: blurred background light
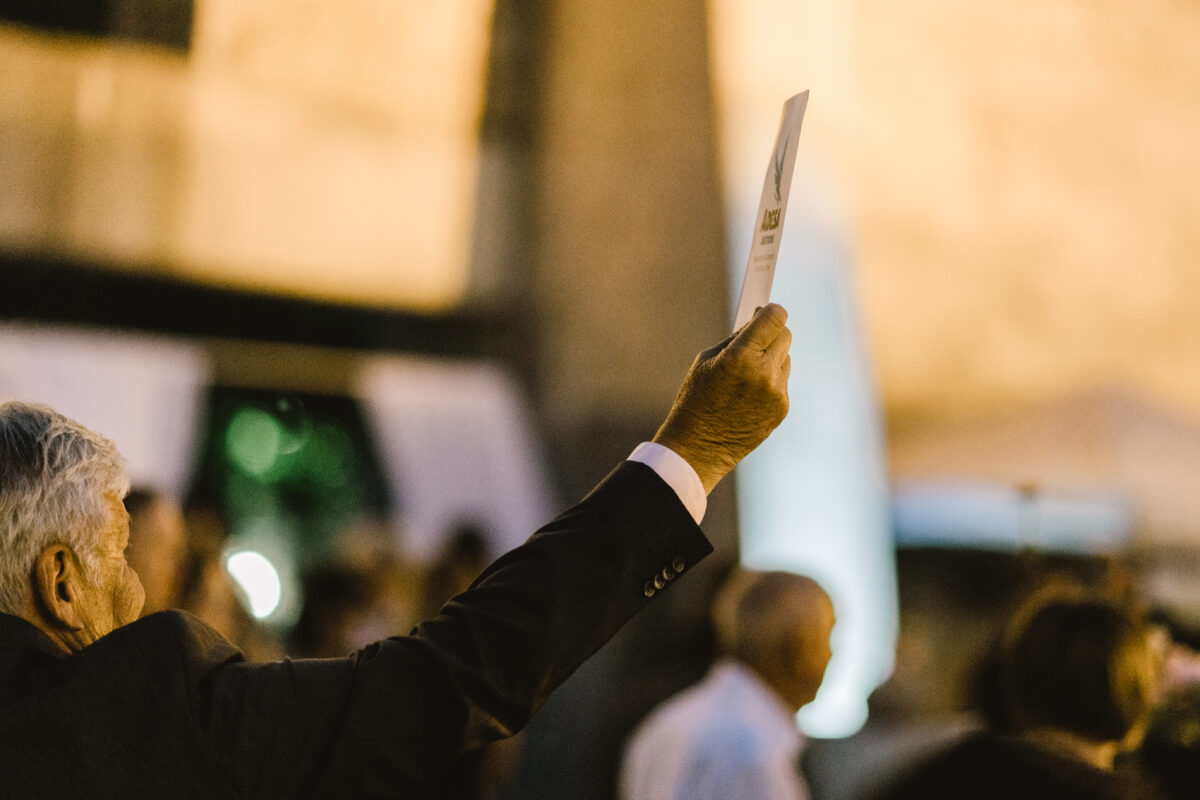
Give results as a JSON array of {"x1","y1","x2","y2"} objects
[
  {"x1": 225, "y1": 407, "x2": 286, "y2": 477},
  {"x1": 226, "y1": 550, "x2": 282, "y2": 620},
  {"x1": 222, "y1": 514, "x2": 303, "y2": 627}
]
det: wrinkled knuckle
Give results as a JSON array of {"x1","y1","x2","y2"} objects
[{"x1": 726, "y1": 344, "x2": 756, "y2": 371}]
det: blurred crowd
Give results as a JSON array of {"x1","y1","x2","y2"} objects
[
  {"x1": 808, "y1": 554, "x2": 1200, "y2": 800},
  {"x1": 863, "y1": 577, "x2": 1200, "y2": 800},
  {"x1": 125, "y1": 485, "x2": 1200, "y2": 800}
]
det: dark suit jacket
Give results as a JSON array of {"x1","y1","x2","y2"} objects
[{"x1": 0, "y1": 461, "x2": 712, "y2": 799}]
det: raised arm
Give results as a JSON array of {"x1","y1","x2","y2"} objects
[{"x1": 199, "y1": 304, "x2": 793, "y2": 798}]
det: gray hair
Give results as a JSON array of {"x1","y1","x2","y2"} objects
[{"x1": 0, "y1": 401, "x2": 129, "y2": 614}]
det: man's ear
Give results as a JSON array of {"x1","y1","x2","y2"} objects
[{"x1": 32, "y1": 545, "x2": 85, "y2": 631}]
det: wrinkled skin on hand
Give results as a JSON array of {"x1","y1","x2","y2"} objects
[{"x1": 652, "y1": 304, "x2": 792, "y2": 494}]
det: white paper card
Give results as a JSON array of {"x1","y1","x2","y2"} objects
[{"x1": 731, "y1": 91, "x2": 809, "y2": 332}]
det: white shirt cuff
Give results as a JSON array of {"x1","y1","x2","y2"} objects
[{"x1": 628, "y1": 441, "x2": 707, "y2": 525}]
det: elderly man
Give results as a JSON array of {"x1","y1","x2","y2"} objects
[
  {"x1": 0, "y1": 305, "x2": 791, "y2": 799},
  {"x1": 620, "y1": 569, "x2": 836, "y2": 800}
]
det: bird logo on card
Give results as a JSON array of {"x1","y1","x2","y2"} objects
[{"x1": 773, "y1": 134, "x2": 790, "y2": 203}]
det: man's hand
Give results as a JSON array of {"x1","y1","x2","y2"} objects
[{"x1": 651, "y1": 304, "x2": 792, "y2": 494}]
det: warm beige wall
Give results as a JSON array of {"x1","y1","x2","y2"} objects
[
  {"x1": 843, "y1": 2, "x2": 1200, "y2": 427},
  {"x1": 0, "y1": 2, "x2": 493, "y2": 310},
  {"x1": 711, "y1": 0, "x2": 1200, "y2": 430}
]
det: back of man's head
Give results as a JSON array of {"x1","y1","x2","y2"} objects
[
  {"x1": 0, "y1": 401, "x2": 128, "y2": 614},
  {"x1": 1001, "y1": 591, "x2": 1155, "y2": 745},
  {"x1": 711, "y1": 569, "x2": 834, "y2": 711}
]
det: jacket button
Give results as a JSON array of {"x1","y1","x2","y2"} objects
[
  {"x1": 662, "y1": 567, "x2": 674, "y2": 581},
  {"x1": 653, "y1": 574, "x2": 666, "y2": 590},
  {"x1": 671, "y1": 556, "x2": 686, "y2": 573},
  {"x1": 643, "y1": 581, "x2": 656, "y2": 598}
]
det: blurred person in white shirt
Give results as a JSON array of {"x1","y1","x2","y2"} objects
[{"x1": 620, "y1": 568, "x2": 835, "y2": 800}]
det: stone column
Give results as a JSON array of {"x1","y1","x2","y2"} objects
[{"x1": 495, "y1": 2, "x2": 740, "y2": 797}]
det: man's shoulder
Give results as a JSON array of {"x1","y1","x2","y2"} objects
[
  {"x1": 119, "y1": 609, "x2": 228, "y2": 639},
  {"x1": 85, "y1": 610, "x2": 244, "y2": 674}
]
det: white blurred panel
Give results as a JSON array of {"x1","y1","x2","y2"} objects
[
  {"x1": 892, "y1": 481, "x2": 1132, "y2": 553},
  {"x1": 726, "y1": 175, "x2": 897, "y2": 739},
  {"x1": 355, "y1": 357, "x2": 552, "y2": 563},
  {"x1": 731, "y1": 231, "x2": 898, "y2": 739},
  {"x1": 710, "y1": 0, "x2": 896, "y2": 739},
  {"x1": 0, "y1": 325, "x2": 210, "y2": 498}
]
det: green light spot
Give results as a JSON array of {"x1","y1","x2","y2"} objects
[{"x1": 225, "y1": 408, "x2": 284, "y2": 477}]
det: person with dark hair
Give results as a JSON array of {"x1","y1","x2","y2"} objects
[
  {"x1": 0, "y1": 304, "x2": 792, "y2": 799},
  {"x1": 1001, "y1": 594, "x2": 1156, "y2": 751},
  {"x1": 869, "y1": 589, "x2": 1161, "y2": 800},
  {"x1": 619, "y1": 569, "x2": 836, "y2": 800}
]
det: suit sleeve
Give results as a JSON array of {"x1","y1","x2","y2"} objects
[{"x1": 194, "y1": 460, "x2": 713, "y2": 799}]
